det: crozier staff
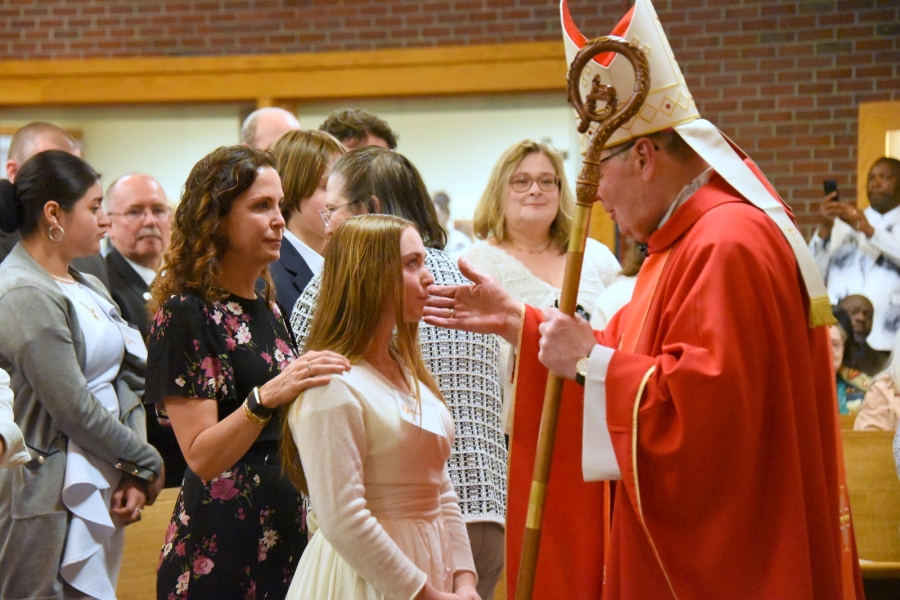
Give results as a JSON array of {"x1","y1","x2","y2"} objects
[{"x1": 425, "y1": 1, "x2": 865, "y2": 598}]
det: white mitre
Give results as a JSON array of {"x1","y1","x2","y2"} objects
[{"x1": 561, "y1": 0, "x2": 833, "y2": 328}]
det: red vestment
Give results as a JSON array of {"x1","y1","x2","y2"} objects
[
  {"x1": 506, "y1": 317, "x2": 606, "y2": 599},
  {"x1": 511, "y1": 169, "x2": 863, "y2": 599}
]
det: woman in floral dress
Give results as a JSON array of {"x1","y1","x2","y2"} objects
[{"x1": 145, "y1": 145, "x2": 350, "y2": 599}]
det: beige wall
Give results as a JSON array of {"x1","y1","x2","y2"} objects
[
  {"x1": 1, "y1": 94, "x2": 580, "y2": 229},
  {"x1": 0, "y1": 104, "x2": 242, "y2": 202}
]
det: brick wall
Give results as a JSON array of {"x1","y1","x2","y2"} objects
[{"x1": 1, "y1": 0, "x2": 898, "y2": 233}]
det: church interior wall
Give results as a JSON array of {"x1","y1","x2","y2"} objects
[{"x1": 0, "y1": 0, "x2": 898, "y2": 238}]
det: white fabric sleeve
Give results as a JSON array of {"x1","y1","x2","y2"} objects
[
  {"x1": 582, "y1": 344, "x2": 622, "y2": 482},
  {"x1": 866, "y1": 225, "x2": 900, "y2": 266},
  {"x1": 438, "y1": 465, "x2": 477, "y2": 581},
  {"x1": 0, "y1": 367, "x2": 30, "y2": 468},
  {"x1": 291, "y1": 381, "x2": 427, "y2": 600}
]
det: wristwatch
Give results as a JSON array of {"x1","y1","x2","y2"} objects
[{"x1": 575, "y1": 356, "x2": 590, "y2": 386}]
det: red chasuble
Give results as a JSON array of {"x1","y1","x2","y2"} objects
[
  {"x1": 603, "y1": 169, "x2": 862, "y2": 598},
  {"x1": 506, "y1": 315, "x2": 606, "y2": 599},
  {"x1": 511, "y1": 167, "x2": 863, "y2": 599}
]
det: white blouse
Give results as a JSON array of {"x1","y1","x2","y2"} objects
[{"x1": 55, "y1": 280, "x2": 127, "y2": 600}]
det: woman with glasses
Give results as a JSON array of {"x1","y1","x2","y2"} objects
[
  {"x1": 463, "y1": 140, "x2": 620, "y2": 332},
  {"x1": 291, "y1": 147, "x2": 506, "y2": 600},
  {"x1": 269, "y1": 130, "x2": 346, "y2": 313},
  {"x1": 462, "y1": 141, "x2": 620, "y2": 418}
]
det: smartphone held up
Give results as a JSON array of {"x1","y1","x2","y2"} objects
[{"x1": 824, "y1": 179, "x2": 839, "y2": 202}]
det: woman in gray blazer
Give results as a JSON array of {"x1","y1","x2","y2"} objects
[{"x1": 0, "y1": 151, "x2": 164, "y2": 600}]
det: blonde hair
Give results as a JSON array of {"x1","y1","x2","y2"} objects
[
  {"x1": 473, "y1": 140, "x2": 574, "y2": 248},
  {"x1": 271, "y1": 129, "x2": 345, "y2": 220},
  {"x1": 280, "y1": 215, "x2": 443, "y2": 493}
]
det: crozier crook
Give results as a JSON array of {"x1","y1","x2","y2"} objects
[{"x1": 515, "y1": 36, "x2": 650, "y2": 600}]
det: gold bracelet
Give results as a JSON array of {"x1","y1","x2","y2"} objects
[{"x1": 242, "y1": 399, "x2": 270, "y2": 427}]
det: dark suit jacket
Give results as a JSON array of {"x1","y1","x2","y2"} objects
[
  {"x1": 106, "y1": 247, "x2": 152, "y2": 340},
  {"x1": 270, "y1": 238, "x2": 315, "y2": 316},
  {"x1": 1, "y1": 230, "x2": 110, "y2": 290},
  {"x1": 106, "y1": 247, "x2": 187, "y2": 487}
]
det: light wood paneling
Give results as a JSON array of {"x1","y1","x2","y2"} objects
[
  {"x1": 858, "y1": 101, "x2": 900, "y2": 208},
  {"x1": 0, "y1": 42, "x2": 567, "y2": 107}
]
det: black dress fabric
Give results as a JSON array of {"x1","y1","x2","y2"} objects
[{"x1": 146, "y1": 292, "x2": 306, "y2": 600}]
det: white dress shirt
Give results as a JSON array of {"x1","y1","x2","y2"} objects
[{"x1": 284, "y1": 230, "x2": 324, "y2": 274}]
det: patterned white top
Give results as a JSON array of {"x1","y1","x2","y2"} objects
[{"x1": 290, "y1": 247, "x2": 506, "y2": 525}]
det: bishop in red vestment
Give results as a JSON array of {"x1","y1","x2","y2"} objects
[{"x1": 426, "y1": 143, "x2": 864, "y2": 599}]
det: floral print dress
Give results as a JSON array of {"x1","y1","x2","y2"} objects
[{"x1": 145, "y1": 293, "x2": 306, "y2": 600}]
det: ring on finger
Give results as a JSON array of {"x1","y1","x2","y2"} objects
[
  {"x1": 450, "y1": 307, "x2": 454, "y2": 319},
  {"x1": 307, "y1": 363, "x2": 312, "y2": 377}
]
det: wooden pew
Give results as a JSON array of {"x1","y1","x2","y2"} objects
[
  {"x1": 841, "y1": 429, "x2": 900, "y2": 577},
  {"x1": 116, "y1": 487, "x2": 180, "y2": 600}
]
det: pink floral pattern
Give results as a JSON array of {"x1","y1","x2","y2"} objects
[{"x1": 147, "y1": 293, "x2": 306, "y2": 599}]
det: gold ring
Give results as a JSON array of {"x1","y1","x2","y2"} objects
[
  {"x1": 450, "y1": 307, "x2": 454, "y2": 319},
  {"x1": 306, "y1": 363, "x2": 312, "y2": 377}
]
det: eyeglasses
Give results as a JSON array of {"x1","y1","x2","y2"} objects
[
  {"x1": 599, "y1": 141, "x2": 636, "y2": 164},
  {"x1": 508, "y1": 174, "x2": 560, "y2": 193},
  {"x1": 107, "y1": 206, "x2": 171, "y2": 222},
  {"x1": 319, "y1": 199, "x2": 361, "y2": 226}
]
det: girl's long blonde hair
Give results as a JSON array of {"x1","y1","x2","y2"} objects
[{"x1": 280, "y1": 215, "x2": 443, "y2": 493}]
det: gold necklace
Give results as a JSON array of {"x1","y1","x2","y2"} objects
[
  {"x1": 511, "y1": 240, "x2": 553, "y2": 255},
  {"x1": 53, "y1": 277, "x2": 100, "y2": 321}
]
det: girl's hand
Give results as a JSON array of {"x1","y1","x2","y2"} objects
[
  {"x1": 258, "y1": 350, "x2": 351, "y2": 408},
  {"x1": 110, "y1": 475, "x2": 148, "y2": 525},
  {"x1": 414, "y1": 582, "x2": 465, "y2": 600},
  {"x1": 453, "y1": 571, "x2": 481, "y2": 600}
]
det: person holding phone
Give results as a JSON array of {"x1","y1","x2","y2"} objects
[{"x1": 810, "y1": 157, "x2": 900, "y2": 353}]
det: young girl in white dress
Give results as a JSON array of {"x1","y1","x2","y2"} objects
[{"x1": 281, "y1": 215, "x2": 480, "y2": 600}]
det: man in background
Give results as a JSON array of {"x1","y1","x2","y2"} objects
[
  {"x1": 105, "y1": 173, "x2": 185, "y2": 487},
  {"x1": 838, "y1": 294, "x2": 889, "y2": 375},
  {"x1": 2, "y1": 122, "x2": 110, "y2": 288},
  {"x1": 105, "y1": 173, "x2": 170, "y2": 338},
  {"x1": 811, "y1": 157, "x2": 900, "y2": 354},
  {"x1": 240, "y1": 107, "x2": 301, "y2": 150},
  {"x1": 320, "y1": 108, "x2": 397, "y2": 150}
]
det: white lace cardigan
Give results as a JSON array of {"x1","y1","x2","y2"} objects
[
  {"x1": 462, "y1": 238, "x2": 622, "y2": 432},
  {"x1": 290, "y1": 247, "x2": 507, "y2": 526},
  {"x1": 462, "y1": 238, "x2": 621, "y2": 326}
]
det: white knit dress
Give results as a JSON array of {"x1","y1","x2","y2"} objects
[{"x1": 286, "y1": 362, "x2": 475, "y2": 599}]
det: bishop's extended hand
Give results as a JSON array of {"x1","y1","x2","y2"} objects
[{"x1": 424, "y1": 258, "x2": 523, "y2": 344}]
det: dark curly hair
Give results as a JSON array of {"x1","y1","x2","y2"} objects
[{"x1": 149, "y1": 145, "x2": 277, "y2": 316}]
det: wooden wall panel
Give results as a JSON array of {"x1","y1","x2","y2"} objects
[
  {"x1": 0, "y1": 42, "x2": 567, "y2": 107},
  {"x1": 858, "y1": 101, "x2": 900, "y2": 208}
]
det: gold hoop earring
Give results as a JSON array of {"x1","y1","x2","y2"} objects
[{"x1": 48, "y1": 223, "x2": 65, "y2": 242}]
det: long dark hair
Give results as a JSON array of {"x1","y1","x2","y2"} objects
[
  {"x1": 330, "y1": 147, "x2": 447, "y2": 250},
  {"x1": 149, "y1": 145, "x2": 277, "y2": 315},
  {"x1": 0, "y1": 150, "x2": 100, "y2": 238}
]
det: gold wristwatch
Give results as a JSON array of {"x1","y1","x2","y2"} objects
[{"x1": 575, "y1": 356, "x2": 590, "y2": 386}]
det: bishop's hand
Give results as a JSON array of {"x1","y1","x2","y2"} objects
[
  {"x1": 424, "y1": 258, "x2": 523, "y2": 344},
  {"x1": 538, "y1": 307, "x2": 597, "y2": 380}
]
